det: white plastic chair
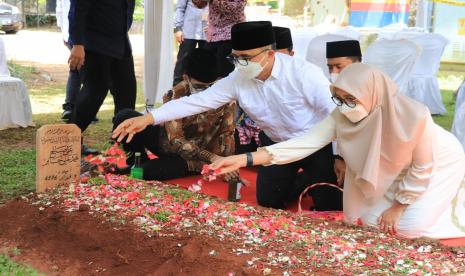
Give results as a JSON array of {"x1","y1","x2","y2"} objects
[
  {"x1": 364, "y1": 39, "x2": 420, "y2": 93},
  {"x1": 0, "y1": 76, "x2": 35, "y2": 130},
  {"x1": 455, "y1": 80, "x2": 465, "y2": 113},
  {"x1": 330, "y1": 26, "x2": 362, "y2": 41},
  {"x1": 452, "y1": 80, "x2": 465, "y2": 150},
  {"x1": 377, "y1": 24, "x2": 425, "y2": 40},
  {"x1": 305, "y1": 34, "x2": 356, "y2": 78},
  {"x1": 290, "y1": 27, "x2": 318, "y2": 59},
  {"x1": 405, "y1": 33, "x2": 448, "y2": 115},
  {"x1": 0, "y1": 37, "x2": 34, "y2": 130},
  {"x1": 0, "y1": 37, "x2": 10, "y2": 77}
]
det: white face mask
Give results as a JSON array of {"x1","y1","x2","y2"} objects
[
  {"x1": 235, "y1": 54, "x2": 267, "y2": 80},
  {"x1": 330, "y1": 73, "x2": 339, "y2": 83},
  {"x1": 338, "y1": 103, "x2": 369, "y2": 123}
]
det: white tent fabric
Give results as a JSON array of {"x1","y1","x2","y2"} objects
[
  {"x1": 405, "y1": 33, "x2": 448, "y2": 115},
  {"x1": 291, "y1": 27, "x2": 317, "y2": 59},
  {"x1": 452, "y1": 81, "x2": 465, "y2": 150},
  {"x1": 364, "y1": 39, "x2": 420, "y2": 93},
  {"x1": 0, "y1": 76, "x2": 34, "y2": 130},
  {"x1": 305, "y1": 34, "x2": 355, "y2": 78},
  {"x1": 0, "y1": 37, "x2": 10, "y2": 77},
  {"x1": 415, "y1": 0, "x2": 430, "y2": 30},
  {"x1": 144, "y1": 0, "x2": 174, "y2": 105}
]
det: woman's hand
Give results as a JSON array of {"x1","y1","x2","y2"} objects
[
  {"x1": 112, "y1": 114, "x2": 155, "y2": 143},
  {"x1": 378, "y1": 201, "x2": 408, "y2": 235},
  {"x1": 175, "y1": 31, "x2": 184, "y2": 44},
  {"x1": 210, "y1": 154, "x2": 247, "y2": 175},
  {"x1": 333, "y1": 159, "x2": 346, "y2": 186}
]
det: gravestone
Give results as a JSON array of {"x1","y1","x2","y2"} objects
[{"x1": 36, "y1": 124, "x2": 81, "y2": 193}]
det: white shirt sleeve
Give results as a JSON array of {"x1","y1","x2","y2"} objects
[
  {"x1": 395, "y1": 119, "x2": 434, "y2": 205},
  {"x1": 263, "y1": 116, "x2": 337, "y2": 165},
  {"x1": 150, "y1": 76, "x2": 236, "y2": 125},
  {"x1": 56, "y1": 0, "x2": 63, "y2": 28},
  {"x1": 301, "y1": 64, "x2": 335, "y2": 118}
]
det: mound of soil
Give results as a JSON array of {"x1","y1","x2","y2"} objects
[{"x1": 0, "y1": 198, "x2": 261, "y2": 275}]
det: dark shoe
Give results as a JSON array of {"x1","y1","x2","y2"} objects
[
  {"x1": 81, "y1": 144, "x2": 100, "y2": 156},
  {"x1": 61, "y1": 110, "x2": 73, "y2": 122},
  {"x1": 112, "y1": 165, "x2": 131, "y2": 175}
]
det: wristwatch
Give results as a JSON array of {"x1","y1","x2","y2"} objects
[{"x1": 246, "y1": 152, "x2": 253, "y2": 167}]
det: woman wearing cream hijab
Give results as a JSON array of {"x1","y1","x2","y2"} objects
[{"x1": 211, "y1": 63, "x2": 465, "y2": 239}]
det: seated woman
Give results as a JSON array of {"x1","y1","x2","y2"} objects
[
  {"x1": 113, "y1": 48, "x2": 237, "y2": 181},
  {"x1": 211, "y1": 63, "x2": 465, "y2": 239}
]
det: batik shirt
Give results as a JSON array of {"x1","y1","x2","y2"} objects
[
  {"x1": 159, "y1": 81, "x2": 236, "y2": 172},
  {"x1": 207, "y1": 0, "x2": 246, "y2": 42}
]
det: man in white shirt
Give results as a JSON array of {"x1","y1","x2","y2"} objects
[
  {"x1": 113, "y1": 21, "x2": 340, "y2": 210},
  {"x1": 326, "y1": 40, "x2": 362, "y2": 83}
]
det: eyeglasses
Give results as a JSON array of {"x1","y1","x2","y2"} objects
[
  {"x1": 188, "y1": 79, "x2": 214, "y2": 91},
  {"x1": 226, "y1": 49, "x2": 269, "y2": 66},
  {"x1": 331, "y1": 95, "x2": 358, "y2": 108}
]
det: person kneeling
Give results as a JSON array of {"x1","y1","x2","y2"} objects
[{"x1": 113, "y1": 48, "x2": 237, "y2": 181}]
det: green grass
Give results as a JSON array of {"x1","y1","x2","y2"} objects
[
  {"x1": 0, "y1": 149, "x2": 35, "y2": 203},
  {"x1": 0, "y1": 62, "x2": 145, "y2": 203},
  {"x1": 0, "y1": 248, "x2": 41, "y2": 276},
  {"x1": 433, "y1": 89, "x2": 456, "y2": 130}
]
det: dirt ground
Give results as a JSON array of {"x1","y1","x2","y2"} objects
[
  {"x1": 2, "y1": 31, "x2": 145, "y2": 84},
  {"x1": 0, "y1": 199, "x2": 265, "y2": 276}
]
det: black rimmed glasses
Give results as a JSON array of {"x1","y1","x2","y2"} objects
[
  {"x1": 188, "y1": 78, "x2": 215, "y2": 91},
  {"x1": 226, "y1": 49, "x2": 270, "y2": 66},
  {"x1": 331, "y1": 95, "x2": 358, "y2": 108}
]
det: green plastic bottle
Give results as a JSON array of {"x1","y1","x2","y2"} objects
[{"x1": 130, "y1": 152, "x2": 143, "y2": 180}]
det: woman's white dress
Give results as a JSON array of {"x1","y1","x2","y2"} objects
[{"x1": 265, "y1": 116, "x2": 465, "y2": 239}]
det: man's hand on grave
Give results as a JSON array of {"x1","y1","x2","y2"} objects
[{"x1": 112, "y1": 114, "x2": 155, "y2": 143}]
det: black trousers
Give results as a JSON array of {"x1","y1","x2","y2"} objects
[
  {"x1": 234, "y1": 128, "x2": 269, "y2": 154},
  {"x1": 256, "y1": 134, "x2": 343, "y2": 211},
  {"x1": 206, "y1": 40, "x2": 235, "y2": 78},
  {"x1": 113, "y1": 109, "x2": 196, "y2": 181},
  {"x1": 173, "y1": 39, "x2": 206, "y2": 86},
  {"x1": 72, "y1": 50, "x2": 136, "y2": 132}
]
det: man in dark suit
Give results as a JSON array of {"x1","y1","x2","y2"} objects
[{"x1": 68, "y1": 0, "x2": 137, "y2": 155}]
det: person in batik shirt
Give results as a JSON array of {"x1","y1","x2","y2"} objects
[
  {"x1": 112, "y1": 48, "x2": 236, "y2": 181},
  {"x1": 205, "y1": 0, "x2": 247, "y2": 77}
]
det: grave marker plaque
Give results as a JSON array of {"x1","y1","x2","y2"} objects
[{"x1": 36, "y1": 124, "x2": 81, "y2": 193}]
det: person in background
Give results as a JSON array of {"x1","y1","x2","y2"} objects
[
  {"x1": 205, "y1": 0, "x2": 247, "y2": 77},
  {"x1": 326, "y1": 40, "x2": 362, "y2": 83},
  {"x1": 68, "y1": 0, "x2": 137, "y2": 155},
  {"x1": 273, "y1": 26, "x2": 294, "y2": 56},
  {"x1": 56, "y1": 0, "x2": 98, "y2": 124},
  {"x1": 173, "y1": 0, "x2": 209, "y2": 86},
  {"x1": 113, "y1": 48, "x2": 237, "y2": 182},
  {"x1": 113, "y1": 21, "x2": 341, "y2": 211},
  {"x1": 211, "y1": 63, "x2": 465, "y2": 239}
]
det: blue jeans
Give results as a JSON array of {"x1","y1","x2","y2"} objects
[{"x1": 63, "y1": 44, "x2": 81, "y2": 111}]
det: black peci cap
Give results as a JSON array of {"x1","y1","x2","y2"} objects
[{"x1": 231, "y1": 21, "x2": 275, "y2": 51}]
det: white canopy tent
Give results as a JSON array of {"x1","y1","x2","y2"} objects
[{"x1": 144, "y1": 0, "x2": 174, "y2": 106}]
